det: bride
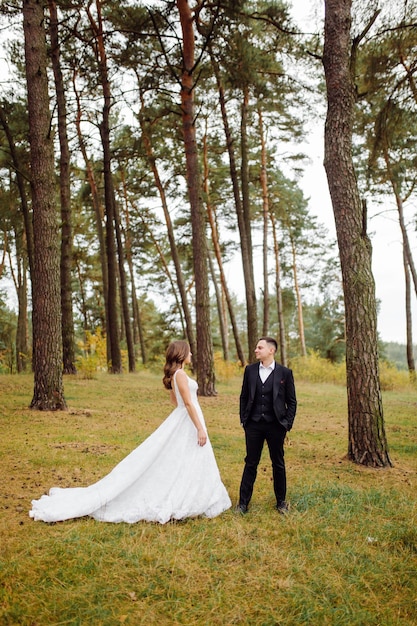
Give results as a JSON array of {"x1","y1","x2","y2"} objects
[{"x1": 29, "y1": 340, "x2": 231, "y2": 524}]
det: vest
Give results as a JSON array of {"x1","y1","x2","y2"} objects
[{"x1": 250, "y1": 371, "x2": 275, "y2": 422}]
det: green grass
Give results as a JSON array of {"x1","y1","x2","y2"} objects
[{"x1": 0, "y1": 371, "x2": 416, "y2": 625}]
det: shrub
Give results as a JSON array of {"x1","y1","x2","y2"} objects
[
  {"x1": 290, "y1": 350, "x2": 346, "y2": 385},
  {"x1": 289, "y1": 351, "x2": 417, "y2": 391},
  {"x1": 76, "y1": 328, "x2": 108, "y2": 378},
  {"x1": 213, "y1": 351, "x2": 242, "y2": 381},
  {"x1": 379, "y1": 359, "x2": 416, "y2": 391}
]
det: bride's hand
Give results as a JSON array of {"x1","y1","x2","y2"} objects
[{"x1": 197, "y1": 429, "x2": 207, "y2": 447}]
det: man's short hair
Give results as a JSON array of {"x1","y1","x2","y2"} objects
[{"x1": 259, "y1": 337, "x2": 278, "y2": 352}]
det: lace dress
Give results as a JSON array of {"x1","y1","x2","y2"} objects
[{"x1": 29, "y1": 372, "x2": 231, "y2": 524}]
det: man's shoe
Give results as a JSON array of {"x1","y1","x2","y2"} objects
[
  {"x1": 236, "y1": 503, "x2": 248, "y2": 514},
  {"x1": 276, "y1": 501, "x2": 289, "y2": 514}
]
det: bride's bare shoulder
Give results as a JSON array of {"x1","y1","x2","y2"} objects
[{"x1": 174, "y1": 368, "x2": 187, "y2": 381}]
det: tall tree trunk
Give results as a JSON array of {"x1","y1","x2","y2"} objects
[
  {"x1": 208, "y1": 252, "x2": 229, "y2": 361},
  {"x1": 323, "y1": 0, "x2": 390, "y2": 466},
  {"x1": 16, "y1": 255, "x2": 29, "y2": 372},
  {"x1": 114, "y1": 200, "x2": 135, "y2": 372},
  {"x1": 87, "y1": 0, "x2": 121, "y2": 373},
  {"x1": 73, "y1": 74, "x2": 110, "y2": 363},
  {"x1": 398, "y1": 61, "x2": 417, "y2": 378},
  {"x1": 0, "y1": 236, "x2": 6, "y2": 279},
  {"x1": 209, "y1": 47, "x2": 254, "y2": 363},
  {"x1": 290, "y1": 236, "x2": 307, "y2": 357},
  {"x1": 137, "y1": 211, "x2": 187, "y2": 341},
  {"x1": 0, "y1": 107, "x2": 31, "y2": 372},
  {"x1": 23, "y1": 0, "x2": 66, "y2": 410},
  {"x1": 258, "y1": 107, "x2": 269, "y2": 336},
  {"x1": 404, "y1": 248, "x2": 416, "y2": 380},
  {"x1": 202, "y1": 131, "x2": 246, "y2": 366},
  {"x1": 270, "y1": 212, "x2": 287, "y2": 366},
  {"x1": 382, "y1": 147, "x2": 417, "y2": 295},
  {"x1": 138, "y1": 96, "x2": 196, "y2": 359},
  {"x1": 384, "y1": 166, "x2": 417, "y2": 378},
  {"x1": 75, "y1": 257, "x2": 89, "y2": 331},
  {"x1": 49, "y1": 0, "x2": 76, "y2": 375},
  {"x1": 119, "y1": 171, "x2": 144, "y2": 362},
  {"x1": 135, "y1": 298, "x2": 147, "y2": 367},
  {"x1": 0, "y1": 105, "x2": 34, "y2": 278},
  {"x1": 177, "y1": 0, "x2": 215, "y2": 395},
  {"x1": 241, "y1": 86, "x2": 258, "y2": 359},
  {"x1": 8, "y1": 230, "x2": 29, "y2": 372}
]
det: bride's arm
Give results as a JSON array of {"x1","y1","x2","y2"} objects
[{"x1": 175, "y1": 369, "x2": 207, "y2": 447}]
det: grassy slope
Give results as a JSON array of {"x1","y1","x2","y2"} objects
[{"x1": 0, "y1": 371, "x2": 416, "y2": 625}]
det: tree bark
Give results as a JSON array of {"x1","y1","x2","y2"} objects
[
  {"x1": 323, "y1": 0, "x2": 390, "y2": 466},
  {"x1": 0, "y1": 105, "x2": 31, "y2": 372},
  {"x1": 382, "y1": 147, "x2": 417, "y2": 296},
  {"x1": 73, "y1": 74, "x2": 110, "y2": 363},
  {"x1": 23, "y1": 0, "x2": 66, "y2": 410},
  {"x1": 8, "y1": 229, "x2": 29, "y2": 372},
  {"x1": 403, "y1": 248, "x2": 416, "y2": 379},
  {"x1": 137, "y1": 211, "x2": 187, "y2": 343},
  {"x1": 270, "y1": 212, "x2": 287, "y2": 366},
  {"x1": 114, "y1": 199, "x2": 136, "y2": 372},
  {"x1": 49, "y1": 0, "x2": 77, "y2": 375},
  {"x1": 208, "y1": 252, "x2": 229, "y2": 361},
  {"x1": 382, "y1": 149, "x2": 417, "y2": 374},
  {"x1": 119, "y1": 171, "x2": 145, "y2": 363},
  {"x1": 138, "y1": 96, "x2": 196, "y2": 360},
  {"x1": 290, "y1": 235, "x2": 307, "y2": 357},
  {"x1": 209, "y1": 47, "x2": 256, "y2": 363},
  {"x1": 177, "y1": 0, "x2": 215, "y2": 395},
  {"x1": 241, "y1": 85, "x2": 258, "y2": 360},
  {"x1": 258, "y1": 107, "x2": 269, "y2": 336},
  {"x1": 0, "y1": 104, "x2": 34, "y2": 279},
  {"x1": 87, "y1": 0, "x2": 122, "y2": 373},
  {"x1": 15, "y1": 252, "x2": 29, "y2": 373},
  {"x1": 202, "y1": 131, "x2": 246, "y2": 366},
  {"x1": 75, "y1": 256, "x2": 89, "y2": 332}
]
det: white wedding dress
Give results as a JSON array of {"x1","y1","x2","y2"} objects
[{"x1": 29, "y1": 372, "x2": 231, "y2": 524}]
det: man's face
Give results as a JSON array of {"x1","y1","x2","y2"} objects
[{"x1": 254, "y1": 340, "x2": 275, "y2": 362}]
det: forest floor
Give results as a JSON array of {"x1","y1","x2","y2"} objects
[{"x1": 0, "y1": 371, "x2": 416, "y2": 625}]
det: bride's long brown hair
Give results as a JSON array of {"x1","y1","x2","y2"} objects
[{"x1": 162, "y1": 340, "x2": 190, "y2": 389}]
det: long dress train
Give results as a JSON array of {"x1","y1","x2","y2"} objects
[{"x1": 29, "y1": 372, "x2": 231, "y2": 524}]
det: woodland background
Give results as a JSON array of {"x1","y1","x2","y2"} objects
[{"x1": 0, "y1": 0, "x2": 416, "y2": 393}]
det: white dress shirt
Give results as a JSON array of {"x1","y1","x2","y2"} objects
[{"x1": 259, "y1": 361, "x2": 275, "y2": 383}]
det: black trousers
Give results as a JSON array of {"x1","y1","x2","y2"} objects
[{"x1": 239, "y1": 418, "x2": 287, "y2": 507}]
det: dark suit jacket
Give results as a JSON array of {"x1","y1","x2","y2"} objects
[{"x1": 239, "y1": 361, "x2": 297, "y2": 431}]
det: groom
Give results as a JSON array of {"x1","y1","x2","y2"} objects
[{"x1": 237, "y1": 337, "x2": 297, "y2": 514}]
